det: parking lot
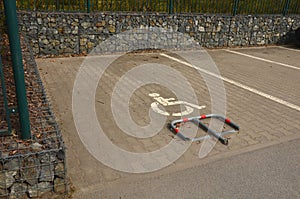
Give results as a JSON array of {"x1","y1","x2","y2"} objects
[{"x1": 36, "y1": 45, "x2": 300, "y2": 198}]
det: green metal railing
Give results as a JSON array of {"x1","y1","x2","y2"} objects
[
  {"x1": 0, "y1": 5, "x2": 11, "y2": 135},
  {"x1": 14, "y1": 0, "x2": 300, "y2": 15},
  {"x1": 234, "y1": 0, "x2": 290, "y2": 15},
  {"x1": 0, "y1": 51, "x2": 12, "y2": 135}
]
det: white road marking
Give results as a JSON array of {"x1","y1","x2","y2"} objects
[
  {"x1": 149, "y1": 93, "x2": 206, "y2": 117},
  {"x1": 207, "y1": 46, "x2": 270, "y2": 51},
  {"x1": 225, "y1": 49, "x2": 300, "y2": 70},
  {"x1": 277, "y1": 46, "x2": 300, "y2": 52},
  {"x1": 160, "y1": 53, "x2": 300, "y2": 112}
]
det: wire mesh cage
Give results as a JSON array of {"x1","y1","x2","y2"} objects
[{"x1": 0, "y1": 9, "x2": 68, "y2": 198}]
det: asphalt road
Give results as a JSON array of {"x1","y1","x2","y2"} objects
[{"x1": 90, "y1": 138, "x2": 300, "y2": 199}]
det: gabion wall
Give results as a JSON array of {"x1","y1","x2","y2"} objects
[
  {"x1": 18, "y1": 11, "x2": 300, "y2": 56},
  {"x1": 0, "y1": 32, "x2": 67, "y2": 198},
  {"x1": 0, "y1": 150, "x2": 66, "y2": 198}
]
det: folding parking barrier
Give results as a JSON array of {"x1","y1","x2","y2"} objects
[{"x1": 169, "y1": 114, "x2": 239, "y2": 145}]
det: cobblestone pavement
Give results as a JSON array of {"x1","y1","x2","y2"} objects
[{"x1": 36, "y1": 46, "x2": 300, "y2": 198}]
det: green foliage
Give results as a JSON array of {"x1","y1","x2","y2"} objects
[
  {"x1": 236, "y1": 0, "x2": 285, "y2": 15},
  {"x1": 16, "y1": 0, "x2": 87, "y2": 11},
  {"x1": 12, "y1": 0, "x2": 300, "y2": 15},
  {"x1": 91, "y1": 0, "x2": 168, "y2": 12},
  {"x1": 288, "y1": 0, "x2": 300, "y2": 14}
]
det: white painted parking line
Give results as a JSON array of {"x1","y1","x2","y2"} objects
[
  {"x1": 207, "y1": 46, "x2": 269, "y2": 51},
  {"x1": 277, "y1": 46, "x2": 300, "y2": 52},
  {"x1": 225, "y1": 49, "x2": 300, "y2": 70},
  {"x1": 160, "y1": 53, "x2": 300, "y2": 112}
]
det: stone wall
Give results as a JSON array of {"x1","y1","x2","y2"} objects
[
  {"x1": 0, "y1": 19, "x2": 67, "y2": 198},
  {"x1": 0, "y1": 151, "x2": 66, "y2": 198},
  {"x1": 18, "y1": 11, "x2": 300, "y2": 56}
]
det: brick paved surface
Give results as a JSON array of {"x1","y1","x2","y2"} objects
[{"x1": 36, "y1": 46, "x2": 300, "y2": 198}]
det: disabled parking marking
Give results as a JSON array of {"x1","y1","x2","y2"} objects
[
  {"x1": 149, "y1": 93, "x2": 206, "y2": 117},
  {"x1": 161, "y1": 53, "x2": 300, "y2": 112}
]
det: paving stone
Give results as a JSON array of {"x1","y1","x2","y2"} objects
[{"x1": 36, "y1": 47, "x2": 300, "y2": 197}]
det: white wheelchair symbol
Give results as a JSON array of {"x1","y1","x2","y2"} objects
[{"x1": 149, "y1": 93, "x2": 206, "y2": 117}]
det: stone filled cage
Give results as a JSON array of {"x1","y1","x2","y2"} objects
[{"x1": 0, "y1": 10, "x2": 68, "y2": 198}]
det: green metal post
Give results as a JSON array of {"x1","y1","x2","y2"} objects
[
  {"x1": 169, "y1": 0, "x2": 174, "y2": 14},
  {"x1": 87, "y1": 0, "x2": 91, "y2": 13},
  {"x1": 3, "y1": 0, "x2": 31, "y2": 139},
  {"x1": 283, "y1": 0, "x2": 291, "y2": 16},
  {"x1": 233, "y1": 0, "x2": 239, "y2": 16},
  {"x1": 56, "y1": 0, "x2": 60, "y2": 11}
]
